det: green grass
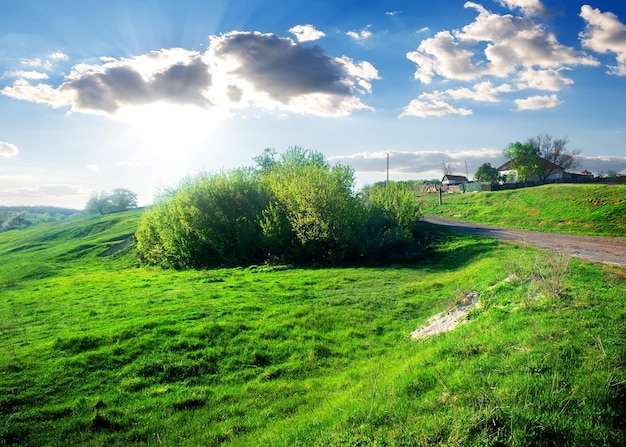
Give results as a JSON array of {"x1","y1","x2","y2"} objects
[
  {"x1": 1, "y1": 208, "x2": 625, "y2": 446},
  {"x1": 421, "y1": 184, "x2": 626, "y2": 237}
]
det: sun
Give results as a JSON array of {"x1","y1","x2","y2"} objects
[{"x1": 116, "y1": 102, "x2": 227, "y2": 179}]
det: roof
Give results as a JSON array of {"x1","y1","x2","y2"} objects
[{"x1": 442, "y1": 174, "x2": 469, "y2": 182}]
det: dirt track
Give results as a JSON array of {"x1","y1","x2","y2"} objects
[{"x1": 423, "y1": 216, "x2": 626, "y2": 268}]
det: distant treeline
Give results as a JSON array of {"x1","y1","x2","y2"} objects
[
  {"x1": 0, "y1": 206, "x2": 82, "y2": 231},
  {"x1": 137, "y1": 147, "x2": 425, "y2": 269}
]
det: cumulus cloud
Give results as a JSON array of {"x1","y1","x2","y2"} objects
[
  {"x1": 85, "y1": 164, "x2": 100, "y2": 173},
  {"x1": 515, "y1": 68, "x2": 573, "y2": 91},
  {"x1": 444, "y1": 81, "x2": 513, "y2": 102},
  {"x1": 398, "y1": 81, "x2": 512, "y2": 117},
  {"x1": 289, "y1": 24, "x2": 325, "y2": 42},
  {"x1": 0, "y1": 141, "x2": 19, "y2": 158},
  {"x1": 346, "y1": 27, "x2": 373, "y2": 42},
  {"x1": 48, "y1": 51, "x2": 69, "y2": 61},
  {"x1": 400, "y1": 93, "x2": 473, "y2": 118},
  {"x1": 497, "y1": 0, "x2": 545, "y2": 17},
  {"x1": 403, "y1": 1, "x2": 599, "y2": 118},
  {"x1": 1, "y1": 32, "x2": 378, "y2": 118},
  {"x1": 514, "y1": 93, "x2": 561, "y2": 110},
  {"x1": 579, "y1": 6, "x2": 626, "y2": 75},
  {"x1": 3, "y1": 70, "x2": 49, "y2": 80}
]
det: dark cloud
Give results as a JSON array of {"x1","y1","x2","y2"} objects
[
  {"x1": 213, "y1": 32, "x2": 352, "y2": 101},
  {"x1": 333, "y1": 149, "x2": 505, "y2": 180},
  {"x1": 150, "y1": 57, "x2": 212, "y2": 106},
  {"x1": 60, "y1": 53, "x2": 212, "y2": 113},
  {"x1": 62, "y1": 65, "x2": 150, "y2": 113},
  {"x1": 2, "y1": 34, "x2": 377, "y2": 116},
  {"x1": 577, "y1": 156, "x2": 626, "y2": 175}
]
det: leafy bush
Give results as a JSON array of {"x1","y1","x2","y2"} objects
[
  {"x1": 137, "y1": 169, "x2": 270, "y2": 269},
  {"x1": 136, "y1": 147, "x2": 424, "y2": 269}
]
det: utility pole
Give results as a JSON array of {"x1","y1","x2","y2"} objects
[{"x1": 386, "y1": 152, "x2": 389, "y2": 187}]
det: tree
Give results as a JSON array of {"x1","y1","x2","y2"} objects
[
  {"x1": 474, "y1": 163, "x2": 499, "y2": 183},
  {"x1": 85, "y1": 191, "x2": 112, "y2": 215},
  {"x1": 527, "y1": 133, "x2": 580, "y2": 182},
  {"x1": 503, "y1": 141, "x2": 541, "y2": 184},
  {"x1": 109, "y1": 188, "x2": 138, "y2": 211},
  {"x1": 253, "y1": 147, "x2": 277, "y2": 173},
  {"x1": 85, "y1": 188, "x2": 138, "y2": 215}
]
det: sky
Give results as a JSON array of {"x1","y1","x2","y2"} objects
[{"x1": 1, "y1": 0, "x2": 626, "y2": 209}]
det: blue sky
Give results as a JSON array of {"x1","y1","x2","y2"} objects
[{"x1": 1, "y1": 0, "x2": 625, "y2": 208}]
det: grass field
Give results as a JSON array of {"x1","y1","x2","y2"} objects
[
  {"x1": 421, "y1": 184, "x2": 626, "y2": 237},
  {"x1": 1, "y1": 195, "x2": 625, "y2": 446}
]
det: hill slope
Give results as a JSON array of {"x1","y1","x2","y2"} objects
[
  {"x1": 1, "y1": 206, "x2": 625, "y2": 446},
  {"x1": 421, "y1": 184, "x2": 626, "y2": 237}
]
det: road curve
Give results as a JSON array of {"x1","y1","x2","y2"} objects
[{"x1": 423, "y1": 215, "x2": 626, "y2": 268}]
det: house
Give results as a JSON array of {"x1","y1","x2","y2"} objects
[
  {"x1": 441, "y1": 174, "x2": 469, "y2": 185},
  {"x1": 497, "y1": 157, "x2": 565, "y2": 183}
]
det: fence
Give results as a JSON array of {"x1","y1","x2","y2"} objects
[{"x1": 481, "y1": 176, "x2": 626, "y2": 192}]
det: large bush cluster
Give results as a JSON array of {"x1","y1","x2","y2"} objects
[{"x1": 136, "y1": 147, "x2": 423, "y2": 269}]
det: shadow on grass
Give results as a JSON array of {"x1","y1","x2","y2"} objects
[{"x1": 417, "y1": 221, "x2": 504, "y2": 271}]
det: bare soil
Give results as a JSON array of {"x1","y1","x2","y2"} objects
[{"x1": 423, "y1": 216, "x2": 626, "y2": 268}]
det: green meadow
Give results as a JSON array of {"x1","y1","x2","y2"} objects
[
  {"x1": 1, "y1": 187, "x2": 625, "y2": 446},
  {"x1": 422, "y1": 184, "x2": 626, "y2": 237}
]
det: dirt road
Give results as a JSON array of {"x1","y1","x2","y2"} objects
[{"x1": 423, "y1": 215, "x2": 626, "y2": 268}]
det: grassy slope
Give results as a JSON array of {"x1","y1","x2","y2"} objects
[
  {"x1": 421, "y1": 184, "x2": 626, "y2": 237},
  {"x1": 1, "y1": 207, "x2": 625, "y2": 446}
]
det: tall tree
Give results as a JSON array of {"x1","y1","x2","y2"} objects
[
  {"x1": 503, "y1": 141, "x2": 541, "y2": 184},
  {"x1": 474, "y1": 163, "x2": 499, "y2": 183},
  {"x1": 527, "y1": 133, "x2": 580, "y2": 181},
  {"x1": 85, "y1": 189, "x2": 138, "y2": 215},
  {"x1": 109, "y1": 188, "x2": 138, "y2": 211},
  {"x1": 85, "y1": 191, "x2": 112, "y2": 215}
]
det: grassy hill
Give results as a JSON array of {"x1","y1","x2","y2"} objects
[
  {"x1": 1, "y1": 203, "x2": 625, "y2": 446},
  {"x1": 421, "y1": 184, "x2": 626, "y2": 237}
]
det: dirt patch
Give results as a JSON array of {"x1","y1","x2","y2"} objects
[
  {"x1": 411, "y1": 291, "x2": 480, "y2": 340},
  {"x1": 98, "y1": 236, "x2": 135, "y2": 257}
]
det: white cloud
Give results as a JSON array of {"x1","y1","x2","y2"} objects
[
  {"x1": 48, "y1": 51, "x2": 69, "y2": 61},
  {"x1": 445, "y1": 81, "x2": 512, "y2": 102},
  {"x1": 386, "y1": 11, "x2": 402, "y2": 17},
  {"x1": 85, "y1": 164, "x2": 100, "y2": 173},
  {"x1": 408, "y1": 2, "x2": 597, "y2": 84},
  {"x1": 2, "y1": 32, "x2": 378, "y2": 118},
  {"x1": 407, "y1": 30, "x2": 481, "y2": 84},
  {"x1": 346, "y1": 28, "x2": 373, "y2": 42},
  {"x1": 3, "y1": 70, "x2": 49, "y2": 80},
  {"x1": 515, "y1": 68, "x2": 573, "y2": 91},
  {"x1": 400, "y1": 93, "x2": 473, "y2": 118},
  {"x1": 497, "y1": 0, "x2": 545, "y2": 17},
  {"x1": 0, "y1": 141, "x2": 19, "y2": 158},
  {"x1": 20, "y1": 58, "x2": 45, "y2": 68},
  {"x1": 403, "y1": 1, "x2": 600, "y2": 118},
  {"x1": 289, "y1": 24, "x2": 325, "y2": 42},
  {"x1": 514, "y1": 93, "x2": 561, "y2": 110},
  {"x1": 579, "y1": 6, "x2": 626, "y2": 76},
  {"x1": 2, "y1": 79, "x2": 78, "y2": 109}
]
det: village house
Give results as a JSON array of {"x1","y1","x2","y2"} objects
[
  {"x1": 497, "y1": 157, "x2": 565, "y2": 183},
  {"x1": 441, "y1": 174, "x2": 469, "y2": 185}
]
